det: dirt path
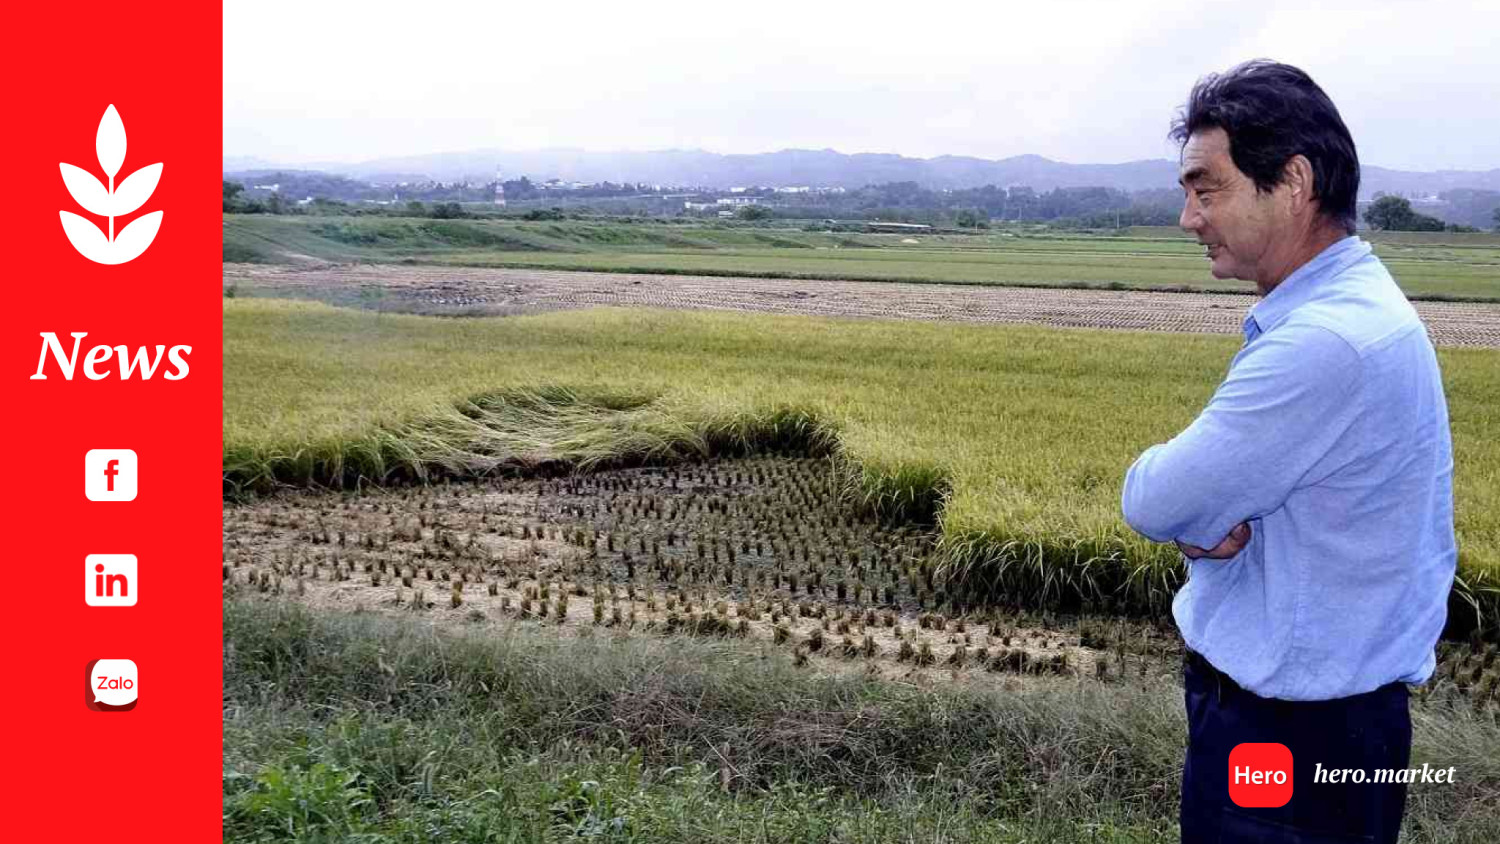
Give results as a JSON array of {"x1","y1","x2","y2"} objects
[{"x1": 223, "y1": 262, "x2": 1500, "y2": 348}]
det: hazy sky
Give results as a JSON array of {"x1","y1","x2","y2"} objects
[{"x1": 225, "y1": 0, "x2": 1500, "y2": 172}]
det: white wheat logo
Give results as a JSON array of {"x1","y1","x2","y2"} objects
[{"x1": 59, "y1": 105, "x2": 163, "y2": 265}]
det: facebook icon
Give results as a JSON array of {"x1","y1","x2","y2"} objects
[{"x1": 85, "y1": 449, "x2": 137, "y2": 501}]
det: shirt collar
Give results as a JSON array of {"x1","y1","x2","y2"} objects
[{"x1": 1244, "y1": 235, "x2": 1371, "y2": 339}]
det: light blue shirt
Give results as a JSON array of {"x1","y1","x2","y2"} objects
[{"x1": 1122, "y1": 235, "x2": 1456, "y2": 701}]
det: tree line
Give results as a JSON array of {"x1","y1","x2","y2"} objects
[
  {"x1": 1363, "y1": 195, "x2": 1485, "y2": 233},
  {"x1": 224, "y1": 176, "x2": 1500, "y2": 233}
]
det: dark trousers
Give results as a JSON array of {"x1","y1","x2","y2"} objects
[{"x1": 1181, "y1": 649, "x2": 1411, "y2": 844}]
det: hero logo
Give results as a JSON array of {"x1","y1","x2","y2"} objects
[
  {"x1": 59, "y1": 104, "x2": 163, "y2": 265},
  {"x1": 29, "y1": 332, "x2": 191, "y2": 381}
]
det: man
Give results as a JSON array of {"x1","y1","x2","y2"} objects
[{"x1": 1121, "y1": 60, "x2": 1456, "y2": 844}]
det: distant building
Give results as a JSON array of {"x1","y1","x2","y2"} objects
[
  {"x1": 494, "y1": 170, "x2": 506, "y2": 206},
  {"x1": 866, "y1": 222, "x2": 932, "y2": 233}
]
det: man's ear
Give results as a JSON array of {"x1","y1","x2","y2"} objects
[{"x1": 1281, "y1": 155, "x2": 1316, "y2": 215}]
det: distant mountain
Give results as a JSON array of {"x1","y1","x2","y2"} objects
[
  {"x1": 221, "y1": 155, "x2": 279, "y2": 172},
  {"x1": 1361, "y1": 165, "x2": 1500, "y2": 197},
  {"x1": 225, "y1": 147, "x2": 1500, "y2": 199}
]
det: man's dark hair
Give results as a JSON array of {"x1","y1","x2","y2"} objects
[{"x1": 1170, "y1": 60, "x2": 1360, "y2": 235}]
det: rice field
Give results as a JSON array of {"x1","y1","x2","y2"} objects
[
  {"x1": 222, "y1": 454, "x2": 1500, "y2": 705},
  {"x1": 223, "y1": 298, "x2": 1500, "y2": 638},
  {"x1": 224, "y1": 276, "x2": 1500, "y2": 843},
  {"x1": 219, "y1": 263, "x2": 1500, "y2": 348},
  {"x1": 223, "y1": 215, "x2": 1500, "y2": 301}
]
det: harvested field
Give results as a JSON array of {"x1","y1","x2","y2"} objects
[
  {"x1": 222, "y1": 262, "x2": 1500, "y2": 348},
  {"x1": 223, "y1": 456, "x2": 1500, "y2": 708},
  {"x1": 225, "y1": 456, "x2": 1121, "y2": 685}
]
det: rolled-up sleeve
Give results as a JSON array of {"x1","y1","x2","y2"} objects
[{"x1": 1121, "y1": 323, "x2": 1362, "y2": 548}]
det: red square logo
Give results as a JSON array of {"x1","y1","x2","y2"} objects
[{"x1": 1229, "y1": 743, "x2": 1293, "y2": 808}]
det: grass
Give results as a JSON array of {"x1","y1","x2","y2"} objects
[
  {"x1": 222, "y1": 596, "x2": 1500, "y2": 843},
  {"x1": 223, "y1": 215, "x2": 1500, "y2": 302},
  {"x1": 224, "y1": 299, "x2": 1500, "y2": 636}
]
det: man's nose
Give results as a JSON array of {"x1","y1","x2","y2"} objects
[{"x1": 1179, "y1": 201, "x2": 1201, "y2": 234}]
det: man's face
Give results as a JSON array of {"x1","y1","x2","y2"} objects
[{"x1": 1178, "y1": 127, "x2": 1283, "y2": 286}]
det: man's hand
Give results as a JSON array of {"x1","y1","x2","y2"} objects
[{"x1": 1177, "y1": 521, "x2": 1252, "y2": 560}]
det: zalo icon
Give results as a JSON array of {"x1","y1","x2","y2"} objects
[{"x1": 86, "y1": 659, "x2": 138, "y2": 711}]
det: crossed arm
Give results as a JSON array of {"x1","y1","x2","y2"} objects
[{"x1": 1121, "y1": 324, "x2": 1361, "y2": 558}]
